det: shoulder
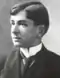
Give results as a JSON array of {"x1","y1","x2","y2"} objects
[
  {"x1": 0, "y1": 49, "x2": 17, "y2": 77},
  {"x1": 41, "y1": 44, "x2": 60, "y2": 57},
  {"x1": 36, "y1": 44, "x2": 60, "y2": 70},
  {"x1": 42, "y1": 45, "x2": 60, "y2": 65},
  {"x1": 44, "y1": 46, "x2": 60, "y2": 60},
  {"x1": 37, "y1": 44, "x2": 60, "y2": 65},
  {"x1": 4, "y1": 48, "x2": 18, "y2": 69}
]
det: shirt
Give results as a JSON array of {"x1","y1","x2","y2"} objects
[{"x1": 20, "y1": 43, "x2": 42, "y2": 58}]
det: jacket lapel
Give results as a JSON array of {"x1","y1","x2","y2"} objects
[
  {"x1": 12, "y1": 49, "x2": 22, "y2": 78},
  {"x1": 2, "y1": 49, "x2": 22, "y2": 78}
]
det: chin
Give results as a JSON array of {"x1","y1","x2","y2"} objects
[{"x1": 13, "y1": 42, "x2": 21, "y2": 47}]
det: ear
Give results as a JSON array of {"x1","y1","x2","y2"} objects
[{"x1": 37, "y1": 25, "x2": 45, "y2": 38}]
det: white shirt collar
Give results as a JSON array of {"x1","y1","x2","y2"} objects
[{"x1": 20, "y1": 43, "x2": 42, "y2": 58}]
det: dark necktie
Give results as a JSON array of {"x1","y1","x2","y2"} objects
[
  {"x1": 20, "y1": 51, "x2": 35, "y2": 77},
  {"x1": 20, "y1": 51, "x2": 29, "y2": 76}
]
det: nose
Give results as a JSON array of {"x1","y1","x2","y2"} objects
[{"x1": 13, "y1": 25, "x2": 20, "y2": 36}]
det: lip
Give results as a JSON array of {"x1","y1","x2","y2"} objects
[
  {"x1": 13, "y1": 37, "x2": 21, "y2": 39},
  {"x1": 13, "y1": 37, "x2": 21, "y2": 42},
  {"x1": 13, "y1": 37, "x2": 21, "y2": 41}
]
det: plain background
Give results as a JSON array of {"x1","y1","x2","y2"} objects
[{"x1": 0, "y1": 0, "x2": 60, "y2": 61}]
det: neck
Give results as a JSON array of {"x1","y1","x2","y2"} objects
[{"x1": 21, "y1": 40, "x2": 41, "y2": 49}]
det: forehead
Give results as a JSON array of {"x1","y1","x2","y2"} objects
[{"x1": 10, "y1": 11, "x2": 27, "y2": 21}]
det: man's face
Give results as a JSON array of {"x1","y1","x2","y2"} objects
[{"x1": 10, "y1": 11, "x2": 39, "y2": 48}]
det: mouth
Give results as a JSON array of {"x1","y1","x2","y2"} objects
[
  {"x1": 14, "y1": 37, "x2": 21, "y2": 39},
  {"x1": 13, "y1": 37, "x2": 21, "y2": 42}
]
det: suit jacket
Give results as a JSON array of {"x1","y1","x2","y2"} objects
[{"x1": 1, "y1": 44, "x2": 60, "y2": 78}]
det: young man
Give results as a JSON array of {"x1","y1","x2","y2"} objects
[{"x1": 1, "y1": 1, "x2": 60, "y2": 78}]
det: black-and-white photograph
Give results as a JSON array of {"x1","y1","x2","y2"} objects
[{"x1": 0, "y1": 0, "x2": 60, "y2": 78}]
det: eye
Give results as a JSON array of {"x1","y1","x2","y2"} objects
[
  {"x1": 10, "y1": 20, "x2": 15, "y2": 25},
  {"x1": 17, "y1": 21, "x2": 28, "y2": 27},
  {"x1": 21, "y1": 23, "x2": 28, "y2": 27}
]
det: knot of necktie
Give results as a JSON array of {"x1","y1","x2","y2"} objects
[
  {"x1": 20, "y1": 51, "x2": 35, "y2": 65},
  {"x1": 20, "y1": 51, "x2": 28, "y2": 65}
]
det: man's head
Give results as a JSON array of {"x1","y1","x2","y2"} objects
[{"x1": 10, "y1": 1, "x2": 49, "y2": 48}]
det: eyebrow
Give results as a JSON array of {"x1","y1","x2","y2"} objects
[{"x1": 17, "y1": 20, "x2": 27, "y2": 24}]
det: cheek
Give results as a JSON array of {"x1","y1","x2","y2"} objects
[
  {"x1": 11, "y1": 26, "x2": 15, "y2": 37},
  {"x1": 11, "y1": 26, "x2": 15, "y2": 32},
  {"x1": 19, "y1": 26, "x2": 28, "y2": 35},
  {"x1": 27, "y1": 28, "x2": 36, "y2": 37},
  {"x1": 19, "y1": 26, "x2": 37, "y2": 39}
]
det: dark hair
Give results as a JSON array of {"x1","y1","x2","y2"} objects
[{"x1": 10, "y1": 1, "x2": 49, "y2": 34}]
